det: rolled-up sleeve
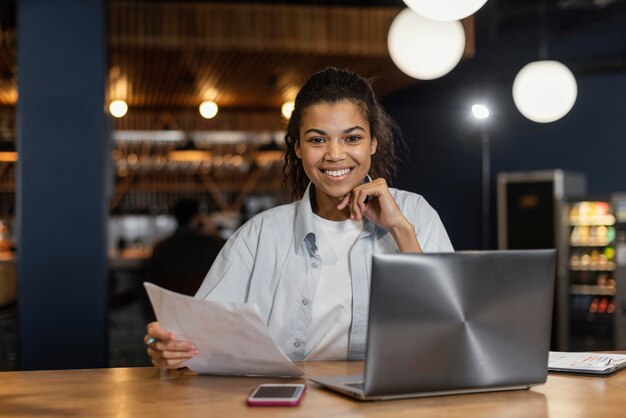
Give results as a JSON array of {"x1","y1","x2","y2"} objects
[{"x1": 194, "y1": 221, "x2": 257, "y2": 302}]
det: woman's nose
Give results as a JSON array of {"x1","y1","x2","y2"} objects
[{"x1": 325, "y1": 140, "x2": 346, "y2": 160}]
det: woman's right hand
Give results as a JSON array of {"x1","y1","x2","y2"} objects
[{"x1": 145, "y1": 321, "x2": 199, "y2": 369}]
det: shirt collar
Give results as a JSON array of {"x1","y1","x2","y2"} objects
[
  {"x1": 294, "y1": 183, "x2": 378, "y2": 254},
  {"x1": 294, "y1": 183, "x2": 317, "y2": 253}
]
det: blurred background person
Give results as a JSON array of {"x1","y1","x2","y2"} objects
[{"x1": 148, "y1": 199, "x2": 225, "y2": 297}]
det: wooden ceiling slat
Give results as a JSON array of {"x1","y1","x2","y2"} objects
[
  {"x1": 108, "y1": 3, "x2": 402, "y2": 56},
  {"x1": 0, "y1": 2, "x2": 477, "y2": 130}
]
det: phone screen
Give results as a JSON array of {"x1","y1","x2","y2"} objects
[
  {"x1": 252, "y1": 386, "x2": 300, "y2": 398},
  {"x1": 247, "y1": 384, "x2": 306, "y2": 406}
]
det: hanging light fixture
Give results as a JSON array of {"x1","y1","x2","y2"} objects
[
  {"x1": 387, "y1": 8, "x2": 465, "y2": 80},
  {"x1": 513, "y1": 61, "x2": 577, "y2": 123},
  {"x1": 402, "y1": 0, "x2": 488, "y2": 22},
  {"x1": 512, "y1": 0, "x2": 577, "y2": 123},
  {"x1": 168, "y1": 137, "x2": 212, "y2": 162},
  {"x1": 199, "y1": 101, "x2": 219, "y2": 119},
  {"x1": 109, "y1": 100, "x2": 128, "y2": 118}
]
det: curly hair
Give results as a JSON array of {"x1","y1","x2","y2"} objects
[{"x1": 283, "y1": 67, "x2": 401, "y2": 199}]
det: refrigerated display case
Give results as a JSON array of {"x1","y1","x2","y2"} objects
[
  {"x1": 567, "y1": 200, "x2": 616, "y2": 351},
  {"x1": 497, "y1": 170, "x2": 587, "y2": 351}
]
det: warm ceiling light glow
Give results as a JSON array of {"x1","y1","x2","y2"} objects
[
  {"x1": 281, "y1": 101, "x2": 295, "y2": 119},
  {"x1": 512, "y1": 60, "x2": 578, "y2": 123},
  {"x1": 472, "y1": 104, "x2": 490, "y2": 120},
  {"x1": 0, "y1": 152, "x2": 18, "y2": 162},
  {"x1": 199, "y1": 101, "x2": 219, "y2": 119},
  {"x1": 403, "y1": 0, "x2": 488, "y2": 22},
  {"x1": 387, "y1": 9, "x2": 465, "y2": 80},
  {"x1": 168, "y1": 150, "x2": 212, "y2": 162},
  {"x1": 109, "y1": 100, "x2": 128, "y2": 118}
]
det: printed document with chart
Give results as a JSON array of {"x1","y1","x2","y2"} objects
[{"x1": 144, "y1": 282, "x2": 304, "y2": 377}]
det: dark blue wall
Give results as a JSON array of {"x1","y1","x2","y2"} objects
[{"x1": 384, "y1": 2, "x2": 626, "y2": 251}]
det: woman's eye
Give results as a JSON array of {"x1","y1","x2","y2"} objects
[
  {"x1": 308, "y1": 137, "x2": 325, "y2": 143},
  {"x1": 345, "y1": 135, "x2": 362, "y2": 143}
]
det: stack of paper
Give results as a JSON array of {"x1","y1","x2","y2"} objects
[
  {"x1": 144, "y1": 283, "x2": 304, "y2": 378},
  {"x1": 548, "y1": 351, "x2": 626, "y2": 375}
]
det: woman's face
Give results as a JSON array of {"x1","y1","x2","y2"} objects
[{"x1": 295, "y1": 100, "x2": 377, "y2": 214}]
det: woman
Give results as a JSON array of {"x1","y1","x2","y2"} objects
[{"x1": 145, "y1": 67, "x2": 453, "y2": 368}]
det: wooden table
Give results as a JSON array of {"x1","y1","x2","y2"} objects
[{"x1": 2, "y1": 361, "x2": 626, "y2": 417}]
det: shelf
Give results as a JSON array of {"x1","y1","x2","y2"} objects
[
  {"x1": 570, "y1": 242, "x2": 612, "y2": 247},
  {"x1": 570, "y1": 262, "x2": 615, "y2": 271},
  {"x1": 569, "y1": 215, "x2": 616, "y2": 226},
  {"x1": 570, "y1": 285, "x2": 616, "y2": 296}
]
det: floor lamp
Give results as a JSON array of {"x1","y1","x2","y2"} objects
[{"x1": 472, "y1": 104, "x2": 490, "y2": 249}]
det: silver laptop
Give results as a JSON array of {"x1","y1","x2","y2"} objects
[{"x1": 310, "y1": 250, "x2": 556, "y2": 401}]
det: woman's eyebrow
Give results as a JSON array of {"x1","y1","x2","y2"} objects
[
  {"x1": 303, "y1": 128, "x2": 326, "y2": 135},
  {"x1": 303, "y1": 126, "x2": 366, "y2": 136},
  {"x1": 343, "y1": 125, "x2": 366, "y2": 134}
]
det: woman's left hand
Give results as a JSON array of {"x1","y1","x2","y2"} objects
[{"x1": 337, "y1": 178, "x2": 422, "y2": 252}]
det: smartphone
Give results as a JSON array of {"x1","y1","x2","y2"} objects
[{"x1": 246, "y1": 383, "x2": 306, "y2": 406}]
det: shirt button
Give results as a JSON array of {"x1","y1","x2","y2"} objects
[
  {"x1": 294, "y1": 341, "x2": 301, "y2": 348},
  {"x1": 311, "y1": 262, "x2": 318, "y2": 268},
  {"x1": 301, "y1": 299, "x2": 308, "y2": 306}
]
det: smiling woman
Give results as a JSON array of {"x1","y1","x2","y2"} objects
[{"x1": 144, "y1": 68, "x2": 453, "y2": 368}]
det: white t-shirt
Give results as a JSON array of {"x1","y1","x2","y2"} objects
[{"x1": 305, "y1": 215, "x2": 363, "y2": 360}]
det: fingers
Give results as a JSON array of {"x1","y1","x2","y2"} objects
[
  {"x1": 147, "y1": 344, "x2": 196, "y2": 369},
  {"x1": 336, "y1": 193, "x2": 351, "y2": 211},
  {"x1": 151, "y1": 357, "x2": 190, "y2": 369},
  {"x1": 145, "y1": 321, "x2": 198, "y2": 369},
  {"x1": 349, "y1": 178, "x2": 387, "y2": 221},
  {"x1": 146, "y1": 321, "x2": 175, "y2": 342}
]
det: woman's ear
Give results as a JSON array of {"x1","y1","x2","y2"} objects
[
  {"x1": 295, "y1": 141, "x2": 302, "y2": 159},
  {"x1": 370, "y1": 137, "x2": 378, "y2": 155}
]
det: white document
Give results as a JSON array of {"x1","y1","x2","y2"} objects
[
  {"x1": 144, "y1": 282, "x2": 304, "y2": 377},
  {"x1": 548, "y1": 351, "x2": 626, "y2": 374}
]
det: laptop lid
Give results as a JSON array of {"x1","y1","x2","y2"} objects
[{"x1": 362, "y1": 249, "x2": 556, "y2": 398}]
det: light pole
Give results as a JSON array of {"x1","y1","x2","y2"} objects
[{"x1": 472, "y1": 104, "x2": 490, "y2": 249}]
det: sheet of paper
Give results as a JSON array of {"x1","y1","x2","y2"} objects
[
  {"x1": 144, "y1": 282, "x2": 304, "y2": 378},
  {"x1": 548, "y1": 351, "x2": 626, "y2": 372}
]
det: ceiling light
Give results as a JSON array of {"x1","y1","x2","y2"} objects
[
  {"x1": 199, "y1": 101, "x2": 219, "y2": 119},
  {"x1": 402, "y1": 0, "x2": 488, "y2": 22},
  {"x1": 0, "y1": 141, "x2": 17, "y2": 162},
  {"x1": 512, "y1": 60, "x2": 577, "y2": 123},
  {"x1": 168, "y1": 139, "x2": 212, "y2": 162},
  {"x1": 387, "y1": 9, "x2": 465, "y2": 80},
  {"x1": 109, "y1": 100, "x2": 128, "y2": 118},
  {"x1": 281, "y1": 101, "x2": 295, "y2": 119},
  {"x1": 471, "y1": 104, "x2": 490, "y2": 120}
]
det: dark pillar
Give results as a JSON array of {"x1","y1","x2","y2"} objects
[{"x1": 17, "y1": 0, "x2": 108, "y2": 369}]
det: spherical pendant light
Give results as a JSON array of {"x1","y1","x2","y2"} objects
[
  {"x1": 199, "y1": 101, "x2": 219, "y2": 119},
  {"x1": 281, "y1": 101, "x2": 295, "y2": 119},
  {"x1": 403, "y1": 0, "x2": 488, "y2": 22},
  {"x1": 109, "y1": 100, "x2": 128, "y2": 118},
  {"x1": 387, "y1": 9, "x2": 465, "y2": 80},
  {"x1": 512, "y1": 60, "x2": 577, "y2": 123}
]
